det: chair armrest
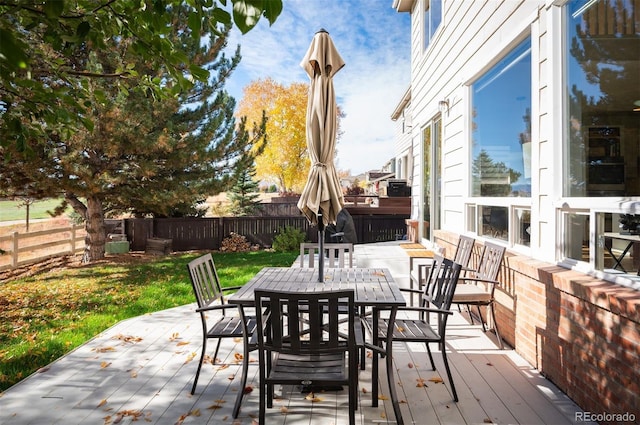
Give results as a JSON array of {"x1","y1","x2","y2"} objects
[
  {"x1": 399, "y1": 287, "x2": 423, "y2": 295},
  {"x1": 221, "y1": 285, "x2": 243, "y2": 292},
  {"x1": 397, "y1": 306, "x2": 453, "y2": 316},
  {"x1": 195, "y1": 303, "x2": 237, "y2": 313},
  {"x1": 458, "y1": 277, "x2": 501, "y2": 286}
]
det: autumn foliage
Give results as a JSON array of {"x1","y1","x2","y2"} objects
[{"x1": 236, "y1": 78, "x2": 310, "y2": 193}]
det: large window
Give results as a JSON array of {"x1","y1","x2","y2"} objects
[
  {"x1": 423, "y1": 0, "x2": 442, "y2": 50},
  {"x1": 565, "y1": 0, "x2": 640, "y2": 197},
  {"x1": 471, "y1": 38, "x2": 532, "y2": 198}
]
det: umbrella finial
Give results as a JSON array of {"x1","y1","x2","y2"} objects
[{"x1": 316, "y1": 28, "x2": 328, "y2": 34}]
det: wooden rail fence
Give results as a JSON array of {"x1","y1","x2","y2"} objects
[{"x1": 0, "y1": 224, "x2": 86, "y2": 271}]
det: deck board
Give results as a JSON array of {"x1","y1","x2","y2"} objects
[{"x1": 0, "y1": 242, "x2": 592, "y2": 425}]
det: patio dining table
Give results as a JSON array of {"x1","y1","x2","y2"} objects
[{"x1": 228, "y1": 266, "x2": 407, "y2": 425}]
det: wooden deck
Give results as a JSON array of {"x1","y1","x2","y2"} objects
[{"x1": 0, "y1": 242, "x2": 589, "y2": 424}]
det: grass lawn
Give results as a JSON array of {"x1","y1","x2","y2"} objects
[
  {"x1": 0, "y1": 199, "x2": 69, "y2": 222},
  {"x1": 0, "y1": 250, "x2": 298, "y2": 392}
]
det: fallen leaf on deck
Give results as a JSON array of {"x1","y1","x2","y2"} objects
[
  {"x1": 416, "y1": 378, "x2": 427, "y2": 387},
  {"x1": 407, "y1": 362, "x2": 414, "y2": 368},
  {"x1": 428, "y1": 376, "x2": 443, "y2": 383},
  {"x1": 228, "y1": 374, "x2": 235, "y2": 381},
  {"x1": 378, "y1": 394, "x2": 389, "y2": 400},
  {"x1": 243, "y1": 386, "x2": 254, "y2": 394},
  {"x1": 176, "y1": 341, "x2": 189, "y2": 347},
  {"x1": 217, "y1": 363, "x2": 229, "y2": 370},
  {"x1": 361, "y1": 387, "x2": 368, "y2": 393},
  {"x1": 486, "y1": 362, "x2": 493, "y2": 366},
  {"x1": 483, "y1": 418, "x2": 493, "y2": 423},
  {"x1": 94, "y1": 346, "x2": 116, "y2": 353},
  {"x1": 130, "y1": 370, "x2": 138, "y2": 378},
  {"x1": 280, "y1": 406, "x2": 289, "y2": 413},
  {"x1": 169, "y1": 332, "x2": 180, "y2": 341},
  {"x1": 380, "y1": 412, "x2": 387, "y2": 419},
  {"x1": 184, "y1": 352, "x2": 196, "y2": 364},
  {"x1": 113, "y1": 334, "x2": 142, "y2": 344},
  {"x1": 37, "y1": 366, "x2": 50, "y2": 373},
  {"x1": 100, "y1": 361, "x2": 111, "y2": 369},
  {"x1": 98, "y1": 399, "x2": 107, "y2": 407},
  {"x1": 373, "y1": 271, "x2": 386, "y2": 276},
  {"x1": 305, "y1": 392, "x2": 323, "y2": 402}
]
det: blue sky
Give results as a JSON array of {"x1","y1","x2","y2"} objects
[{"x1": 224, "y1": 1, "x2": 411, "y2": 175}]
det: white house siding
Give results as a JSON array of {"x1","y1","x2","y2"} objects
[{"x1": 402, "y1": 0, "x2": 561, "y2": 259}]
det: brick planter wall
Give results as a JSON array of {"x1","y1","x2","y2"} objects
[{"x1": 435, "y1": 230, "x2": 639, "y2": 423}]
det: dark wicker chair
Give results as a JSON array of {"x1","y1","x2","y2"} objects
[
  {"x1": 452, "y1": 241, "x2": 506, "y2": 349},
  {"x1": 367, "y1": 256, "x2": 463, "y2": 402},
  {"x1": 186, "y1": 253, "x2": 257, "y2": 418},
  {"x1": 252, "y1": 289, "x2": 362, "y2": 425}
]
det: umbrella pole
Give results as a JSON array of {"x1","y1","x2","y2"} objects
[{"x1": 318, "y1": 214, "x2": 324, "y2": 282}]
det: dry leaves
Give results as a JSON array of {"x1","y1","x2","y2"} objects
[
  {"x1": 175, "y1": 409, "x2": 200, "y2": 425},
  {"x1": 112, "y1": 334, "x2": 143, "y2": 344},
  {"x1": 104, "y1": 409, "x2": 150, "y2": 424},
  {"x1": 305, "y1": 392, "x2": 323, "y2": 402}
]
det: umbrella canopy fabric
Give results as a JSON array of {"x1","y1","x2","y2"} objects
[{"x1": 297, "y1": 29, "x2": 345, "y2": 227}]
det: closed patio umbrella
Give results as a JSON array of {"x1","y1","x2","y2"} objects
[{"x1": 297, "y1": 29, "x2": 345, "y2": 280}]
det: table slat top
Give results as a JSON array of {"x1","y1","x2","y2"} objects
[{"x1": 229, "y1": 267, "x2": 405, "y2": 308}]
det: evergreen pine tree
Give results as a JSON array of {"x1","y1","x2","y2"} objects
[{"x1": 228, "y1": 159, "x2": 262, "y2": 216}]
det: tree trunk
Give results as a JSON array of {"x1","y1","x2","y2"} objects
[{"x1": 82, "y1": 196, "x2": 106, "y2": 263}]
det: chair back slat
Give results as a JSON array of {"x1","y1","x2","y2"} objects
[
  {"x1": 453, "y1": 235, "x2": 475, "y2": 266},
  {"x1": 424, "y1": 255, "x2": 463, "y2": 311},
  {"x1": 255, "y1": 289, "x2": 355, "y2": 355},
  {"x1": 474, "y1": 242, "x2": 506, "y2": 281},
  {"x1": 187, "y1": 253, "x2": 225, "y2": 308},
  {"x1": 299, "y1": 243, "x2": 354, "y2": 268}
]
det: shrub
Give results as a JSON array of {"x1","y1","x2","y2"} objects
[{"x1": 272, "y1": 226, "x2": 306, "y2": 252}]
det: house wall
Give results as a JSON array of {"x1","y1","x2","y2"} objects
[
  {"x1": 401, "y1": 0, "x2": 640, "y2": 420},
  {"x1": 435, "y1": 230, "x2": 639, "y2": 421}
]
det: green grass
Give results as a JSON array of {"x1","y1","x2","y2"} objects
[
  {"x1": 0, "y1": 199, "x2": 70, "y2": 222},
  {"x1": 0, "y1": 250, "x2": 298, "y2": 392}
]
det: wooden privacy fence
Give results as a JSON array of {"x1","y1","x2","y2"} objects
[
  {"x1": 124, "y1": 215, "x2": 408, "y2": 252},
  {"x1": 0, "y1": 224, "x2": 86, "y2": 271},
  {"x1": 0, "y1": 215, "x2": 408, "y2": 270}
]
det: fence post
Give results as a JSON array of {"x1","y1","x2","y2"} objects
[
  {"x1": 71, "y1": 226, "x2": 76, "y2": 254},
  {"x1": 11, "y1": 231, "x2": 18, "y2": 268}
]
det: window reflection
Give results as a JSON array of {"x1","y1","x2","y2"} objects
[
  {"x1": 565, "y1": 0, "x2": 640, "y2": 197},
  {"x1": 471, "y1": 38, "x2": 532, "y2": 197}
]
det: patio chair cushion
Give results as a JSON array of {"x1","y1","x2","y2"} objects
[{"x1": 451, "y1": 284, "x2": 492, "y2": 303}]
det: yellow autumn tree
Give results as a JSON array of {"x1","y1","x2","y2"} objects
[
  {"x1": 236, "y1": 77, "x2": 343, "y2": 193},
  {"x1": 236, "y1": 78, "x2": 308, "y2": 193}
]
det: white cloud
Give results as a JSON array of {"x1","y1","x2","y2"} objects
[{"x1": 225, "y1": 0, "x2": 411, "y2": 174}]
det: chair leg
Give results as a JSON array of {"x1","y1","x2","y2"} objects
[
  {"x1": 426, "y1": 343, "x2": 436, "y2": 370},
  {"x1": 467, "y1": 305, "x2": 474, "y2": 324},
  {"x1": 476, "y1": 305, "x2": 488, "y2": 332},
  {"x1": 259, "y1": 353, "x2": 266, "y2": 425},
  {"x1": 488, "y1": 303, "x2": 504, "y2": 349},
  {"x1": 191, "y1": 338, "x2": 207, "y2": 394},
  {"x1": 212, "y1": 338, "x2": 222, "y2": 364},
  {"x1": 232, "y1": 341, "x2": 251, "y2": 418},
  {"x1": 440, "y1": 341, "x2": 458, "y2": 402}
]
